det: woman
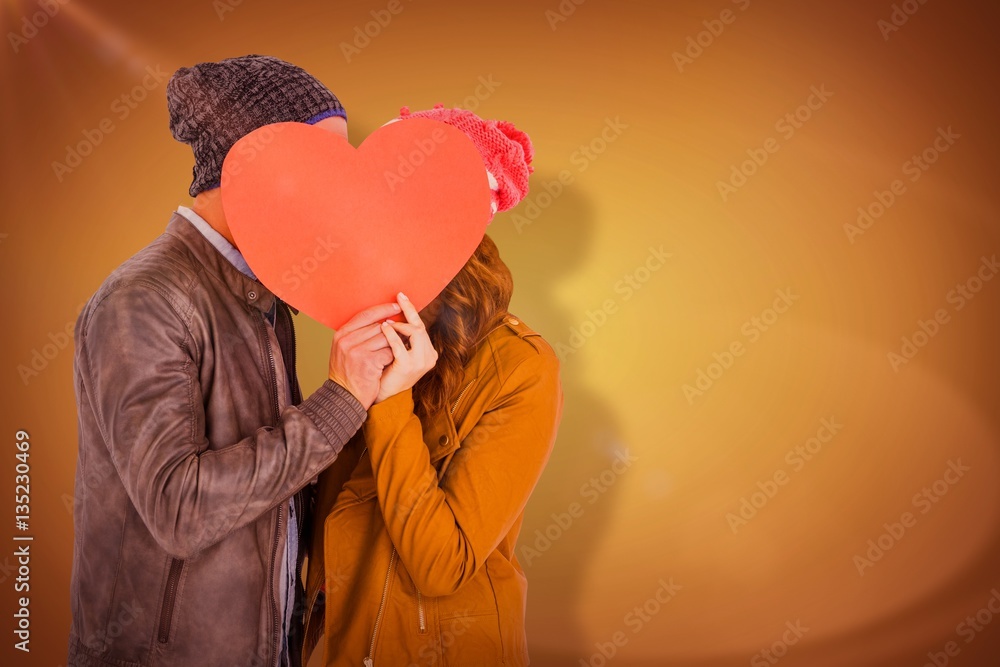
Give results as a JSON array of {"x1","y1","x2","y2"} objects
[{"x1": 301, "y1": 108, "x2": 563, "y2": 666}]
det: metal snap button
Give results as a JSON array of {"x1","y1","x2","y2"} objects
[
  {"x1": 439, "y1": 435, "x2": 449, "y2": 446},
  {"x1": 509, "y1": 318, "x2": 519, "y2": 325},
  {"x1": 247, "y1": 290, "x2": 257, "y2": 300}
]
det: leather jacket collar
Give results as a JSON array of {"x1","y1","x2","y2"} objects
[{"x1": 164, "y1": 212, "x2": 300, "y2": 317}]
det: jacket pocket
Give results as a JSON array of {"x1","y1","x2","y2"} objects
[
  {"x1": 157, "y1": 558, "x2": 184, "y2": 643},
  {"x1": 440, "y1": 613, "x2": 505, "y2": 666}
]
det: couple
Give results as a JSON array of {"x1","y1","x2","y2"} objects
[{"x1": 68, "y1": 55, "x2": 562, "y2": 667}]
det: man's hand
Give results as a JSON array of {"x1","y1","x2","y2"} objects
[
  {"x1": 328, "y1": 302, "x2": 400, "y2": 408},
  {"x1": 375, "y1": 292, "x2": 438, "y2": 404}
]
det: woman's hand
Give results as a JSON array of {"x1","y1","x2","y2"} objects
[{"x1": 374, "y1": 292, "x2": 438, "y2": 404}]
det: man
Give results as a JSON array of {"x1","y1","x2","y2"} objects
[{"x1": 68, "y1": 55, "x2": 390, "y2": 667}]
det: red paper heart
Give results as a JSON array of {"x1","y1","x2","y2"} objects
[{"x1": 220, "y1": 119, "x2": 491, "y2": 329}]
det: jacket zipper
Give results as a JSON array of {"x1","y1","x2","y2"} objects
[
  {"x1": 280, "y1": 301, "x2": 302, "y2": 405},
  {"x1": 258, "y1": 311, "x2": 281, "y2": 422},
  {"x1": 364, "y1": 379, "x2": 475, "y2": 662},
  {"x1": 256, "y1": 309, "x2": 282, "y2": 667},
  {"x1": 278, "y1": 300, "x2": 306, "y2": 592},
  {"x1": 416, "y1": 590, "x2": 426, "y2": 633},
  {"x1": 450, "y1": 379, "x2": 475, "y2": 416},
  {"x1": 280, "y1": 302, "x2": 307, "y2": 582},
  {"x1": 157, "y1": 558, "x2": 184, "y2": 643},
  {"x1": 364, "y1": 549, "x2": 396, "y2": 667},
  {"x1": 269, "y1": 504, "x2": 284, "y2": 667}
]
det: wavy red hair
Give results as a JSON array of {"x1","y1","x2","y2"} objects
[{"x1": 413, "y1": 234, "x2": 513, "y2": 422}]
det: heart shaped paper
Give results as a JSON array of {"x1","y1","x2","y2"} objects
[{"x1": 220, "y1": 119, "x2": 491, "y2": 330}]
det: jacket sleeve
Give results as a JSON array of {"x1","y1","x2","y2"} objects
[
  {"x1": 77, "y1": 282, "x2": 366, "y2": 559},
  {"x1": 364, "y1": 348, "x2": 563, "y2": 597}
]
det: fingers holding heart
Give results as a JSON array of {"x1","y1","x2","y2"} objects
[{"x1": 373, "y1": 292, "x2": 438, "y2": 403}]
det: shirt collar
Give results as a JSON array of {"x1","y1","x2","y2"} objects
[{"x1": 176, "y1": 205, "x2": 258, "y2": 281}]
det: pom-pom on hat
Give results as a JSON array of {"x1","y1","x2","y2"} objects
[{"x1": 394, "y1": 105, "x2": 533, "y2": 219}]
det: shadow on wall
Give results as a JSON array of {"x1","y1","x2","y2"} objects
[
  {"x1": 491, "y1": 173, "x2": 628, "y2": 664},
  {"x1": 493, "y1": 177, "x2": 1000, "y2": 667}
]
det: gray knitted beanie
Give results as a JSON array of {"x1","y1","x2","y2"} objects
[{"x1": 167, "y1": 54, "x2": 346, "y2": 197}]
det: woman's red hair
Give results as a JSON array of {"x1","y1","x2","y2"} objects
[{"x1": 412, "y1": 234, "x2": 513, "y2": 422}]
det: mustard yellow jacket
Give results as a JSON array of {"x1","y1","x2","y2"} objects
[{"x1": 302, "y1": 315, "x2": 563, "y2": 667}]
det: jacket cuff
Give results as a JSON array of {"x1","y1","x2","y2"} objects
[
  {"x1": 299, "y1": 380, "x2": 367, "y2": 450},
  {"x1": 366, "y1": 389, "x2": 415, "y2": 423},
  {"x1": 364, "y1": 389, "x2": 417, "y2": 467}
]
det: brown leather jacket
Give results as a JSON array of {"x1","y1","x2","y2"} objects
[
  {"x1": 302, "y1": 316, "x2": 563, "y2": 666},
  {"x1": 69, "y1": 213, "x2": 366, "y2": 667}
]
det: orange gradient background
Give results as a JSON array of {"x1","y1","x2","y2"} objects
[{"x1": 2, "y1": 1, "x2": 1000, "y2": 665}]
